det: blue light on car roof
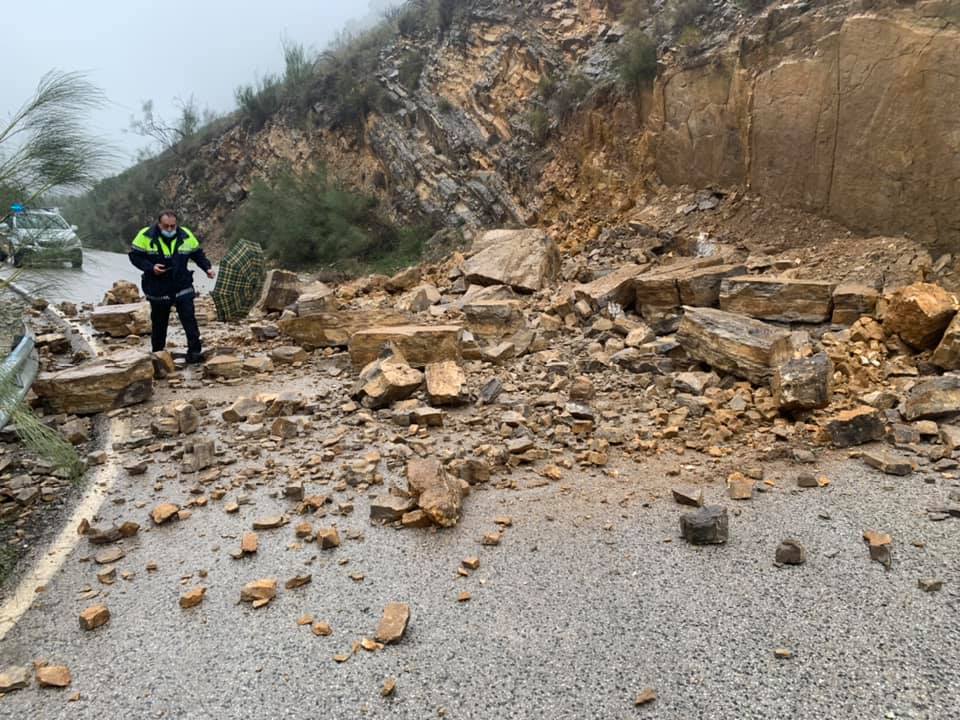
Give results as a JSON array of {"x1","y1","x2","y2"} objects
[{"x1": 10, "y1": 203, "x2": 24, "y2": 213}]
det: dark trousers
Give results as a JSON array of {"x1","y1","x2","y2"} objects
[{"x1": 150, "y1": 294, "x2": 202, "y2": 356}]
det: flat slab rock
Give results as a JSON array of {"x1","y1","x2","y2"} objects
[
  {"x1": 90, "y1": 302, "x2": 151, "y2": 337},
  {"x1": 904, "y1": 376, "x2": 960, "y2": 420},
  {"x1": 824, "y1": 406, "x2": 886, "y2": 447},
  {"x1": 676, "y1": 307, "x2": 795, "y2": 385},
  {"x1": 862, "y1": 450, "x2": 915, "y2": 476},
  {"x1": 719, "y1": 275, "x2": 836, "y2": 323},
  {"x1": 278, "y1": 309, "x2": 410, "y2": 348},
  {"x1": 32, "y1": 349, "x2": 154, "y2": 415},
  {"x1": 462, "y1": 229, "x2": 560, "y2": 293},
  {"x1": 349, "y1": 325, "x2": 462, "y2": 369}
]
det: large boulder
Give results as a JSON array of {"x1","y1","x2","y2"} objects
[
  {"x1": 278, "y1": 309, "x2": 410, "y2": 348},
  {"x1": 719, "y1": 276, "x2": 836, "y2": 323},
  {"x1": 832, "y1": 282, "x2": 879, "y2": 325},
  {"x1": 676, "y1": 307, "x2": 795, "y2": 385},
  {"x1": 406, "y1": 457, "x2": 464, "y2": 528},
  {"x1": 462, "y1": 229, "x2": 560, "y2": 293},
  {"x1": 572, "y1": 263, "x2": 648, "y2": 312},
  {"x1": 349, "y1": 325, "x2": 462, "y2": 369},
  {"x1": 771, "y1": 352, "x2": 833, "y2": 412},
  {"x1": 102, "y1": 280, "x2": 141, "y2": 305},
  {"x1": 255, "y1": 269, "x2": 301, "y2": 313},
  {"x1": 633, "y1": 257, "x2": 742, "y2": 333},
  {"x1": 883, "y1": 283, "x2": 957, "y2": 350},
  {"x1": 462, "y1": 300, "x2": 524, "y2": 339},
  {"x1": 90, "y1": 302, "x2": 151, "y2": 337},
  {"x1": 904, "y1": 376, "x2": 960, "y2": 420},
  {"x1": 931, "y1": 314, "x2": 960, "y2": 370},
  {"x1": 351, "y1": 349, "x2": 424, "y2": 409},
  {"x1": 295, "y1": 282, "x2": 336, "y2": 316},
  {"x1": 32, "y1": 350, "x2": 154, "y2": 415},
  {"x1": 425, "y1": 361, "x2": 468, "y2": 406}
]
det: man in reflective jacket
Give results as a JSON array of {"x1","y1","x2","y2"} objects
[{"x1": 129, "y1": 210, "x2": 215, "y2": 363}]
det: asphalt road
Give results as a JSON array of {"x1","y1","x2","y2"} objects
[
  {"x1": 1, "y1": 249, "x2": 215, "y2": 306},
  {"x1": 0, "y1": 362, "x2": 957, "y2": 718}
]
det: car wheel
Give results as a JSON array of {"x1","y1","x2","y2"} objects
[
  {"x1": 71, "y1": 256, "x2": 83, "y2": 268},
  {"x1": 12, "y1": 252, "x2": 24, "y2": 268}
]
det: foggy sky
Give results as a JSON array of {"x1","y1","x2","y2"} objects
[{"x1": 1, "y1": 0, "x2": 400, "y2": 172}]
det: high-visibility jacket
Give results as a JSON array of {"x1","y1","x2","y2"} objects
[{"x1": 129, "y1": 224, "x2": 212, "y2": 301}]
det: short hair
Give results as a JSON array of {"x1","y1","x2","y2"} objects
[{"x1": 158, "y1": 209, "x2": 178, "y2": 223}]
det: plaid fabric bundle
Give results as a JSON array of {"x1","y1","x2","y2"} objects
[{"x1": 211, "y1": 239, "x2": 266, "y2": 322}]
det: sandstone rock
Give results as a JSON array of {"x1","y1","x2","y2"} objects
[
  {"x1": 151, "y1": 503, "x2": 180, "y2": 525},
  {"x1": 240, "y1": 578, "x2": 277, "y2": 604},
  {"x1": 60, "y1": 418, "x2": 90, "y2": 445},
  {"x1": 883, "y1": 283, "x2": 957, "y2": 350},
  {"x1": 35, "y1": 332, "x2": 69, "y2": 353},
  {"x1": 252, "y1": 516, "x2": 285, "y2": 530},
  {"x1": 931, "y1": 314, "x2": 960, "y2": 370},
  {"x1": 349, "y1": 325, "x2": 462, "y2": 368},
  {"x1": 103, "y1": 279, "x2": 141, "y2": 305},
  {"x1": 726, "y1": 472, "x2": 755, "y2": 500},
  {"x1": 316, "y1": 527, "x2": 340, "y2": 549},
  {"x1": 179, "y1": 587, "x2": 206, "y2": 608},
  {"x1": 406, "y1": 457, "x2": 463, "y2": 528},
  {"x1": 904, "y1": 376, "x2": 960, "y2": 420},
  {"x1": 0, "y1": 665, "x2": 30, "y2": 692},
  {"x1": 676, "y1": 264, "x2": 747, "y2": 307},
  {"x1": 386, "y1": 266, "x2": 421, "y2": 292},
  {"x1": 719, "y1": 276, "x2": 835, "y2": 323},
  {"x1": 918, "y1": 578, "x2": 943, "y2": 593},
  {"x1": 824, "y1": 406, "x2": 885, "y2": 447},
  {"x1": 255, "y1": 269, "x2": 300, "y2": 313},
  {"x1": 151, "y1": 350, "x2": 176, "y2": 378},
  {"x1": 462, "y1": 300, "x2": 523, "y2": 338},
  {"x1": 680, "y1": 506, "x2": 728, "y2": 545},
  {"x1": 771, "y1": 352, "x2": 833, "y2": 412},
  {"x1": 33, "y1": 350, "x2": 154, "y2": 415},
  {"x1": 425, "y1": 361, "x2": 467, "y2": 406},
  {"x1": 863, "y1": 449, "x2": 914, "y2": 476},
  {"x1": 572, "y1": 263, "x2": 646, "y2": 311},
  {"x1": 270, "y1": 417, "x2": 298, "y2": 439},
  {"x1": 671, "y1": 487, "x2": 703, "y2": 507},
  {"x1": 863, "y1": 530, "x2": 892, "y2": 569},
  {"x1": 402, "y1": 509, "x2": 432, "y2": 528},
  {"x1": 634, "y1": 689, "x2": 657, "y2": 707},
  {"x1": 407, "y1": 283, "x2": 441, "y2": 312},
  {"x1": 270, "y1": 346, "x2": 307, "y2": 364},
  {"x1": 36, "y1": 664, "x2": 71, "y2": 688},
  {"x1": 676, "y1": 307, "x2": 794, "y2": 385},
  {"x1": 775, "y1": 539, "x2": 806, "y2": 565},
  {"x1": 203, "y1": 355, "x2": 243, "y2": 379},
  {"x1": 90, "y1": 302, "x2": 151, "y2": 337},
  {"x1": 832, "y1": 282, "x2": 879, "y2": 324},
  {"x1": 151, "y1": 401, "x2": 200, "y2": 437},
  {"x1": 296, "y1": 282, "x2": 336, "y2": 315},
  {"x1": 79, "y1": 604, "x2": 110, "y2": 630},
  {"x1": 370, "y1": 494, "x2": 416, "y2": 522},
  {"x1": 462, "y1": 229, "x2": 560, "y2": 293},
  {"x1": 352, "y1": 351, "x2": 424, "y2": 409},
  {"x1": 375, "y1": 602, "x2": 410, "y2": 644},
  {"x1": 278, "y1": 309, "x2": 410, "y2": 348},
  {"x1": 223, "y1": 396, "x2": 266, "y2": 423}
]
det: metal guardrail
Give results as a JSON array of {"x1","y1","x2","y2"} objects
[{"x1": 0, "y1": 331, "x2": 38, "y2": 429}]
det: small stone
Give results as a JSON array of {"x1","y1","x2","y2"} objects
[
  {"x1": 774, "y1": 648, "x2": 793, "y2": 660},
  {"x1": 0, "y1": 665, "x2": 31, "y2": 692},
  {"x1": 462, "y1": 556, "x2": 480, "y2": 571},
  {"x1": 863, "y1": 530, "x2": 893, "y2": 570},
  {"x1": 775, "y1": 539, "x2": 806, "y2": 565},
  {"x1": 316, "y1": 527, "x2": 340, "y2": 549},
  {"x1": 824, "y1": 406, "x2": 885, "y2": 448},
  {"x1": 312, "y1": 621, "x2": 333, "y2": 636},
  {"x1": 634, "y1": 688, "x2": 657, "y2": 706},
  {"x1": 179, "y1": 587, "x2": 206, "y2": 608},
  {"x1": 862, "y1": 450, "x2": 914, "y2": 476},
  {"x1": 36, "y1": 665, "x2": 72, "y2": 688},
  {"x1": 482, "y1": 531, "x2": 502, "y2": 546},
  {"x1": 726, "y1": 472, "x2": 754, "y2": 500},
  {"x1": 252, "y1": 515, "x2": 286, "y2": 530},
  {"x1": 370, "y1": 494, "x2": 416, "y2": 523},
  {"x1": 382, "y1": 677, "x2": 397, "y2": 697},
  {"x1": 375, "y1": 602, "x2": 410, "y2": 644},
  {"x1": 285, "y1": 574, "x2": 312, "y2": 590},
  {"x1": 79, "y1": 604, "x2": 110, "y2": 630},
  {"x1": 680, "y1": 506, "x2": 728, "y2": 545},
  {"x1": 918, "y1": 578, "x2": 943, "y2": 592},
  {"x1": 671, "y1": 487, "x2": 703, "y2": 507},
  {"x1": 94, "y1": 546, "x2": 125, "y2": 565},
  {"x1": 151, "y1": 503, "x2": 180, "y2": 525},
  {"x1": 796, "y1": 473, "x2": 819, "y2": 488},
  {"x1": 240, "y1": 578, "x2": 277, "y2": 605},
  {"x1": 240, "y1": 532, "x2": 259, "y2": 555}
]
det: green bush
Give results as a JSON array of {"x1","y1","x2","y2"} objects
[
  {"x1": 227, "y1": 164, "x2": 429, "y2": 271},
  {"x1": 527, "y1": 109, "x2": 551, "y2": 147},
  {"x1": 615, "y1": 31, "x2": 658, "y2": 93},
  {"x1": 399, "y1": 52, "x2": 426, "y2": 92},
  {"x1": 235, "y1": 75, "x2": 283, "y2": 131},
  {"x1": 549, "y1": 73, "x2": 592, "y2": 121},
  {"x1": 671, "y1": 0, "x2": 709, "y2": 33}
]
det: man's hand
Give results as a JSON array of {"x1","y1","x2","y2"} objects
[
  {"x1": 153, "y1": 264, "x2": 167, "y2": 275},
  {"x1": 206, "y1": 268, "x2": 215, "y2": 279}
]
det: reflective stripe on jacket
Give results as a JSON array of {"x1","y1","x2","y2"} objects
[{"x1": 129, "y1": 224, "x2": 211, "y2": 300}]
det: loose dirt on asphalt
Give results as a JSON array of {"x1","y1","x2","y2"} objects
[{"x1": 0, "y1": 350, "x2": 958, "y2": 719}]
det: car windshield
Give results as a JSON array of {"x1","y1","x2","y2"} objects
[{"x1": 16, "y1": 213, "x2": 69, "y2": 230}]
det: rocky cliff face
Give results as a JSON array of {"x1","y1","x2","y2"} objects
[{"x1": 164, "y1": 0, "x2": 958, "y2": 257}]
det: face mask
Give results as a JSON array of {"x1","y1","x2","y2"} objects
[{"x1": 160, "y1": 228, "x2": 177, "y2": 239}]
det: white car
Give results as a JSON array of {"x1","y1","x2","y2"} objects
[{"x1": 0, "y1": 206, "x2": 83, "y2": 268}]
